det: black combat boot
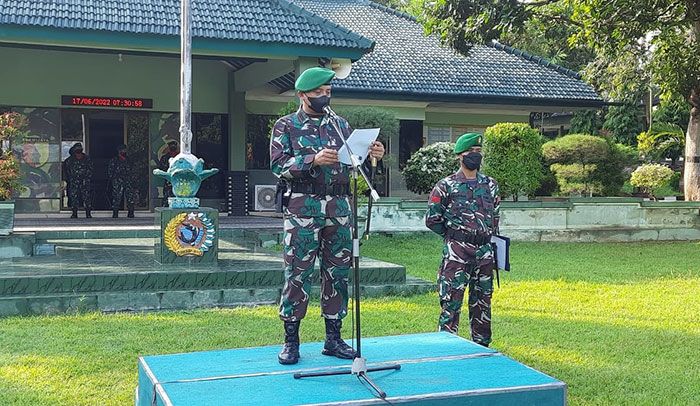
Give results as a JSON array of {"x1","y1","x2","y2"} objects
[
  {"x1": 85, "y1": 210, "x2": 92, "y2": 218},
  {"x1": 278, "y1": 321, "x2": 300, "y2": 365},
  {"x1": 70, "y1": 208, "x2": 78, "y2": 219},
  {"x1": 112, "y1": 210, "x2": 119, "y2": 218},
  {"x1": 127, "y1": 209, "x2": 135, "y2": 218},
  {"x1": 322, "y1": 319, "x2": 356, "y2": 359}
]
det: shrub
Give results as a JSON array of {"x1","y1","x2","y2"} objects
[
  {"x1": 549, "y1": 163, "x2": 600, "y2": 195},
  {"x1": 637, "y1": 122, "x2": 685, "y2": 166},
  {"x1": 0, "y1": 155, "x2": 23, "y2": 200},
  {"x1": 630, "y1": 164, "x2": 676, "y2": 198},
  {"x1": 482, "y1": 123, "x2": 545, "y2": 200},
  {"x1": 599, "y1": 142, "x2": 638, "y2": 196},
  {"x1": 542, "y1": 134, "x2": 636, "y2": 196},
  {"x1": 0, "y1": 112, "x2": 28, "y2": 200},
  {"x1": 542, "y1": 134, "x2": 609, "y2": 164},
  {"x1": 0, "y1": 111, "x2": 28, "y2": 153},
  {"x1": 403, "y1": 142, "x2": 459, "y2": 194}
]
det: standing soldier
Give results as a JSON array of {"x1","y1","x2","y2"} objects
[
  {"x1": 107, "y1": 144, "x2": 136, "y2": 218},
  {"x1": 158, "y1": 140, "x2": 179, "y2": 206},
  {"x1": 62, "y1": 142, "x2": 93, "y2": 218},
  {"x1": 270, "y1": 67, "x2": 385, "y2": 365},
  {"x1": 425, "y1": 133, "x2": 500, "y2": 347}
]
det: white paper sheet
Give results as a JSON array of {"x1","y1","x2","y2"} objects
[{"x1": 338, "y1": 128, "x2": 380, "y2": 166}]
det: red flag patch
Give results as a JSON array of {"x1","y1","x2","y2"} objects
[{"x1": 431, "y1": 196, "x2": 441, "y2": 203}]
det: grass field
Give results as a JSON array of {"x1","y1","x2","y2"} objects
[{"x1": 1, "y1": 236, "x2": 699, "y2": 405}]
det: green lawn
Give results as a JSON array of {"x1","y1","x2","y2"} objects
[{"x1": 1, "y1": 236, "x2": 699, "y2": 405}]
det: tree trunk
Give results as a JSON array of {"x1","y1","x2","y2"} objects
[
  {"x1": 685, "y1": 88, "x2": 700, "y2": 201},
  {"x1": 686, "y1": 6, "x2": 700, "y2": 200}
]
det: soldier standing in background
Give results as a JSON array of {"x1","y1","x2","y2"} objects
[
  {"x1": 62, "y1": 142, "x2": 93, "y2": 219},
  {"x1": 270, "y1": 67, "x2": 385, "y2": 365},
  {"x1": 425, "y1": 133, "x2": 501, "y2": 347},
  {"x1": 107, "y1": 144, "x2": 136, "y2": 218},
  {"x1": 158, "y1": 140, "x2": 179, "y2": 206}
]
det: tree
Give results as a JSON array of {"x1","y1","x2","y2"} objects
[
  {"x1": 653, "y1": 93, "x2": 691, "y2": 131},
  {"x1": 482, "y1": 123, "x2": 545, "y2": 200},
  {"x1": 422, "y1": 0, "x2": 700, "y2": 200}
]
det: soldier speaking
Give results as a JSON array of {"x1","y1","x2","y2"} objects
[
  {"x1": 270, "y1": 67, "x2": 385, "y2": 365},
  {"x1": 425, "y1": 133, "x2": 501, "y2": 347}
]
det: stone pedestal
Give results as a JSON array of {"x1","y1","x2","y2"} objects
[{"x1": 154, "y1": 207, "x2": 219, "y2": 265}]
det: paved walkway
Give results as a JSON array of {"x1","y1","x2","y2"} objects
[{"x1": 13, "y1": 212, "x2": 283, "y2": 232}]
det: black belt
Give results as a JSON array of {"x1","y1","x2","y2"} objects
[
  {"x1": 290, "y1": 182, "x2": 350, "y2": 196},
  {"x1": 445, "y1": 228, "x2": 491, "y2": 246}
]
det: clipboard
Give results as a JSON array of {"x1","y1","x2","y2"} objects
[{"x1": 490, "y1": 234, "x2": 511, "y2": 271}]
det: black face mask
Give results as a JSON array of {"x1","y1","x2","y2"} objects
[
  {"x1": 306, "y1": 95, "x2": 331, "y2": 114},
  {"x1": 462, "y1": 152, "x2": 482, "y2": 171}
]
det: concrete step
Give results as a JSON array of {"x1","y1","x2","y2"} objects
[{"x1": 0, "y1": 277, "x2": 434, "y2": 316}]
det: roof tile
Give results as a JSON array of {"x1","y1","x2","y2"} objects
[
  {"x1": 0, "y1": 0, "x2": 373, "y2": 51},
  {"x1": 291, "y1": 0, "x2": 601, "y2": 103}
]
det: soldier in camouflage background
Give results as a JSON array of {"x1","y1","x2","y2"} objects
[
  {"x1": 62, "y1": 142, "x2": 93, "y2": 219},
  {"x1": 107, "y1": 144, "x2": 136, "y2": 218},
  {"x1": 158, "y1": 140, "x2": 179, "y2": 206},
  {"x1": 270, "y1": 67, "x2": 385, "y2": 365},
  {"x1": 425, "y1": 133, "x2": 501, "y2": 347}
]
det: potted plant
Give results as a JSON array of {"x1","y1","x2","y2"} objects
[{"x1": 0, "y1": 112, "x2": 28, "y2": 235}]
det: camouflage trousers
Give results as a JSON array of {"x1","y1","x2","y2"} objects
[
  {"x1": 111, "y1": 178, "x2": 137, "y2": 210},
  {"x1": 437, "y1": 239, "x2": 494, "y2": 345},
  {"x1": 67, "y1": 180, "x2": 92, "y2": 210},
  {"x1": 279, "y1": 215, "x2": 352, "y2": 322}
]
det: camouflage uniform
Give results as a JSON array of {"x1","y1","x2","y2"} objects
[
  {"x1": 107, "y1": 154, "x2": 137, "y2": 213},
  {"x1": 271, "y1": 108, "x2": 368, "y2": 322},
  {"x1": 426, "y1": 171, "x2": 500, "y2": 345},
  {"x1": 158, "y1": 153, "x2": 175, "y2": 206},
  {"x1": 62, "y1": 146, "x2": 93, "y2": 211}
]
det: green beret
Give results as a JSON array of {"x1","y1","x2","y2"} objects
[
  {"x1": 295, "y1": 67, "x2": 335, "y2": 92},
  {"x1": 454, "y1": 133, "x2": 482, "y2": 154}
]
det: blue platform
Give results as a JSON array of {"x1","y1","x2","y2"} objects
[{"x1": 137, "y1": 332, "x2": 566, "y2": 405}]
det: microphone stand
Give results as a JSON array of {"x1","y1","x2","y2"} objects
[
  {"x1": 364, "y1": 157, "x2": 377, "y2": 240},
  {"x1": 293, "y1": 107, "x2": 400, "y2": 399}
]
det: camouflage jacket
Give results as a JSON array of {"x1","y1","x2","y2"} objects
[
  {"x1": 270, "y1": 108, "x2": 361, "y2": 218},
  {"x1": 107, "y1": 156, "x2": 132, "y2": 184},
  {"x1": 62, "y1": 155, "x2": 93, "y2": 186},
  {"x1": 425, "y1": 171, "x2": 501, "y2": 237}
]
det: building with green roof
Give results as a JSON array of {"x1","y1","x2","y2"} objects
[{"x1": 0, "y1": 0, "x2": 602, "y2": 212}]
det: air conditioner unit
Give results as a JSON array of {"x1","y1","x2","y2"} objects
[{"x1": 254, "y1": 185, "x2": 277, "y2": 211}]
